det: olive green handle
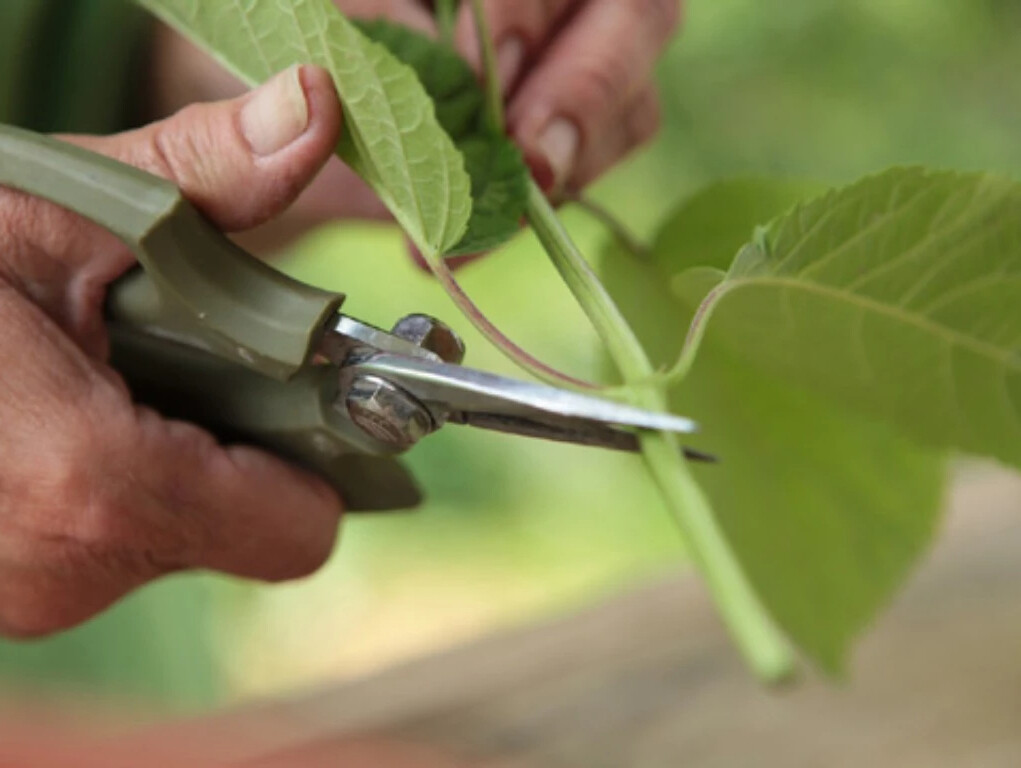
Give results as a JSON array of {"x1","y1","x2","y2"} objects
[
  {"x1": 109, "y1": 324, "x2": 423, "y2": 511},
  {"x1": 0, "y1": 123, "x2": 343, "y2": 381},
  {"x1": 0, "y1": 124, "x2": 422, "y2": 510}
]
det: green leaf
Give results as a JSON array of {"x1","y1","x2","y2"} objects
[
  {"x1": 599, "y1": 179, "x2": 947, "y2": 672},
  {"x1": 136, "y1": 0, "x2": 471, "y2": 257},
  {"x1": 652, "y1": 178, "x2": 828, "y2": 274},
  {"x1": 355, "y1": 19, "x2": 529, "y2": 256},
  {"x1": 676, "y1": 168, "x2": 1021, "y2": 470}
]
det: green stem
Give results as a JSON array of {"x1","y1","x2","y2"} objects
[
  {"x1": 525, "y1": 181, "x2": 796, "y2": 682},
  {"x1": 469, "y1": 0, "x2": 505, "y2": 133},
  {"x1": 465, "y1": 0, "x2": 795, "y2": 680},
  {"x1": 435, "y1": 0, "x2": 457, "y2": 47},
  {"x1": 418, "y1": 245, "x2": 600, "y2": 390}
]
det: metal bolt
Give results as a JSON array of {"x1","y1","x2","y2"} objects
[
  {"x1": 392, "y1": 314, "x2": 466, "y2": 365},
  {"x1": 345, "y1": 375, "x2": 435, "y2": 451}
]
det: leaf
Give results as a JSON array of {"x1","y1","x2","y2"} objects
[
  {"x1": 136, "y1": 0, "x2": 471, "y2": 257},
  {"x1": 355, "y1": 19, "x2": 529, "y2": 256},
  {"x1": 652, "y1": 178, "x2": 829, "y2": 274},
  {"x1": 598, "y1": 179, "x2": 947, "y2": 672},
  {"x1": 676, "y1": 168, "x2": 1021, "y2": 470}
]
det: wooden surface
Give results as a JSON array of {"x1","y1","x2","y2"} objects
[{"x1": 175, "y1": 467, "x2": 1021, "y2": 767}]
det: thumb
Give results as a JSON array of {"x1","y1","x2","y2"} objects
[{"x1": 68, "y1": 65, "x2": 343, "y2": 233}]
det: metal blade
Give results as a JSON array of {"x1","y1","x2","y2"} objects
[
  {"x1": 455, "y1": 411, "x2": 718, "y2": 462},
  {"x1": 349, "y1": 354, "x2": 699, "y2": 435}
]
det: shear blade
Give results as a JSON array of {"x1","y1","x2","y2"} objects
[{"x1": 351, "y1": 354, "x2": 700, "y2": 436}]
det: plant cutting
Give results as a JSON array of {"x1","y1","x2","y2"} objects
[{"x1": 133, "y1": 0, "x2": 1020, "y2": 682}]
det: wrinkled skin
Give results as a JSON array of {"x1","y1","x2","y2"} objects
[
  {"x1": 152, "y1": 0, "x2": 684, "y2": 238},
  {"x1": 0, "y1": 68, "x2": 345, "y2": 638},
  {"x1": 0, "y1": 1, "x2": 683, "y2": 639}
]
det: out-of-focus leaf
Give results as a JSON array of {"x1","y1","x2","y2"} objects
[
  {"x1": 599, "y1": 179, "x2": 947, "y2": 672},
  {"x1": 136, "y1": 0, "x2": 471, "y2": 257},
  {"x1": 675, "y1": 168, "x2": 1021, "y2": 470},
  {"x1": 355, "y1": 19, "x2": 529, "y2": 256}
]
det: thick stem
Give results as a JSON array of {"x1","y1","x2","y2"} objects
[
  {"x1": 467, "y1": 0, "x2": 795, "y2": 680},
  {"x1": 640, "y1": 413, "x2": 795, "y2": 681},
  {"x1": 526, "y1": 181, "x2": 796, "y2": 682}
]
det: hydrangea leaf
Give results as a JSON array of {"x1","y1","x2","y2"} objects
[
  {"x1": 599, "y1": 178, "x2": 947, "y2": 672},
  {"x1": 355, "y1": 19, "x2": 529, "y2": 256},
  {"x1": 137, "y1": 0, "x2": 472, "y2": 257}
]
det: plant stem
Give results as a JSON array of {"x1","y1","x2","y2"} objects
[
  {"x1": 569, "y1": 193, "x2": 652, "y2": 259},
  {"x1": 469, "y1": 0, "x2": 505, "y2": 133},
  {"x1": 435, "y1": 0, "x2": 457, "y2": 47},
  {"x1": 419, "y1": 246, "x2": 600, "y2": 390},
  {"x1": 526, "y1": 181, "x2": 796, "y2": 682},
  {"x1": 467, "y1": 0, "x2": 795, "y2": 680}
]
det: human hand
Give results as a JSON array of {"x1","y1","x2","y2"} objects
[
  {"x1": 448, "y1": 0, "x2": 682, "y2": 193},
  {"x1": 0, "y1": 66, "x2": 344, "y2": 638},
  {"x1": 149, "y1": 1, "x2": 682, "y2": 242}
]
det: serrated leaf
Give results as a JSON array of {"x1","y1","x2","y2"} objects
[
  {"x1": 599, "y1": 179, "x2": 946, "y2": 672},
  {"x1": 677, "y1": 168, "x2": 1021, "y2": 470},
  {"x1": 355, "y1": 19, "x2": 529, "y2": 256},
  {"x1": 136, "y1": 0, "x2": 471, "y2": 257}
]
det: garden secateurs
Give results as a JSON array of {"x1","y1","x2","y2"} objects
[{"x1": 0, "y1": 124, "x2": 708, "y2": 511}]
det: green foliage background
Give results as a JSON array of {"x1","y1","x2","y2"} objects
[{"x1": 3, "y1": 0, "x2": 1021, "y2": 711}]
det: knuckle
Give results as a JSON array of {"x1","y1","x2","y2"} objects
[{"x1": 141, "y1": 107, "x2": 218, "y2": 193}]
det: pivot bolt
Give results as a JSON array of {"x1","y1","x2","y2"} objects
[
  {"x1": 392, "y1": 314, "x2": 466, "y2": 365},
  {"x1": 345, "y1": 375, "x2": 435, "y2": 452}
]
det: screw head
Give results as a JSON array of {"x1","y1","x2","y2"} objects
[
  {"x1": 345, "y1": 375, "x2": 435, "y2": 451},
  {"x1": 392, "y1": 314, "x2": 466, "y2": 365}
]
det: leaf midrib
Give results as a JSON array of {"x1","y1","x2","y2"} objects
[
  {"x1": 303, "y1": 6, "x2": 431, "y2": 246},
  {"x1": 715, "y1": 275, "x2": 1021, "y2": 372}
]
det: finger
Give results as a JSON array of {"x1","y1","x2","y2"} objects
[
  {"x1": 572, "y1": 87, "x2": 662, "y2": 189},
  {"x1": 69, "y1": 65, "x2": 343, "y2": 236},
  {"x1": 0, "y1": 65, "x2": 343, "y2": 352},
  {"x1": 0, "y1": 284, "x2": 342, "y2": 636},
  {"x1": 455, "y1": 0, "x2": 582, "y2": 92},
  {"x1": 124, "y1": 408, "x2": 343, "y2": 583},
  {"x1": 506, "y1": 0, "x2": 681, "y2": 191},
  {"x1": 0, "y1": 284, "x2": 150, "y2": 636}
]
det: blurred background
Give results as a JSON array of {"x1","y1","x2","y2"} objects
[{"x1": 2, "y1": 0, "x2": 1021, "y2": 715}]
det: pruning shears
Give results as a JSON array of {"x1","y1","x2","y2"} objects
[{"x1": 0, "y1": 124, "x2": 707, "y2": 511}]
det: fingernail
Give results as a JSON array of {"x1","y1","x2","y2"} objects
[
  {"x1": 497, "y1": 36, "x2": 525, "y2": 94},
  {"x1": 240, "y1": 65, "x2": 310, "y2": 157},
  {"x1": 537, "y1": 119, "x2": 580, "y2": 192}
]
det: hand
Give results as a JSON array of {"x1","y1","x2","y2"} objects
[
  {"x1": 450, "y1": 0, "x2": 682, "y2": 193},
  {"x1": 149, "y1": 1, "x2": 682, "y2": 240},
  {"x1": 0, "y1": 66, "x2": 344, "y2": 638}
]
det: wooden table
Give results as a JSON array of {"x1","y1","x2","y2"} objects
[{"x1": 145, "y1": 467, "x2": 1021, "y2": 767}]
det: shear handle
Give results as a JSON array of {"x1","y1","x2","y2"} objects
[{"x1": 0, "y1": 124, "x2": 342, "y2": 381}]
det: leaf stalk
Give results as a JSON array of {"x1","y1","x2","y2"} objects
[{"x1": 525, "y1": 180, "x2": 795, "y2": 682}]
